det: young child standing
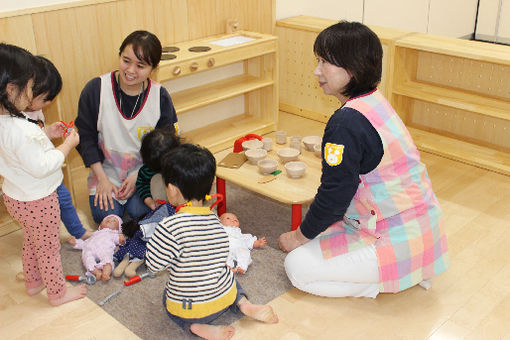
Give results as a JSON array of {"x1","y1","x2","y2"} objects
[
  {"x1": 25, "y1": 55, "x2": 91, "y2": 240},
  {"x1": 0, "y1": 43, "x2": 87, "y2": 305},
  {"x1": 145, "y1": 144, "x2": 278, "y2": 340}
]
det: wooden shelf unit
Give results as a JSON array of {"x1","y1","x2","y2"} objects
[
  {"x1": 390, "y1": 33, "x2": 510, "y2": 175},
  {"x1": 154, "y1": 30, "x2": 278, "y2": 153}
]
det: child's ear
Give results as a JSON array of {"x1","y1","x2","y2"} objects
[{"x1": 5, "y1": 83, "x2": 18, "y2": 99}]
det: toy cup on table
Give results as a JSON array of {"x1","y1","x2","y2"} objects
[
  {"x1": 275, "y1": 130, "x2": 287, "y2": 144},
  {"x1": 262, "y1": 137, "x2": 273, "y2": 151},
  {"x1": 302, "y1": 135, "x2": 322, "y2": 151},
  {"x1": 285, "y1": 161, "x2": 307, "y2": 178},
  {"x1": 289, "y1": 136, "x2": 302, "y2": 153},
  {"x1": 245, "y1": 148, "x2": 267, "y2": 164}
]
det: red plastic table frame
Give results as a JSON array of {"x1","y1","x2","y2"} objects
[{"x1": 216, "y1": 177, "x2": 302, "y2": 231}]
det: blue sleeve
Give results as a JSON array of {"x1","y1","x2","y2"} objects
[
  {"x1": 299, "y1": 107, "x2": 383, "y2": 239},
  {"x1": 75, "y1": 77, "x2": 103, "y2": 167},
  {"x1": 156, "y1": 86, "x2": 178, "y2": 131}
]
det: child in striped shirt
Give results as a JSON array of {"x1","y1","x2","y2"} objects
[{"x1": 145, "y1": 143, "x2": 278, "y2": 340}]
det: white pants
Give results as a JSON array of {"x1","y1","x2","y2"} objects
[{"x1": 284, "y1": 238, "x2": 380, "y2": 298}]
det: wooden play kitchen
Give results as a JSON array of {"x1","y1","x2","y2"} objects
[
  {"x1": 215, "y1": 134, "x2": 322, "y2": 231},
  {"x1": 153, "y1": 30, "x2": 278, "y2": 153}
]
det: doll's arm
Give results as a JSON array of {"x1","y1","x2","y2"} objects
[{"x1": 253, "y1": 237, "x2": 267, "y2": 248}]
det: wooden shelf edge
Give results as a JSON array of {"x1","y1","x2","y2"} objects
[
  {"x1": 174, "y1": 75, "x2": 274, "y2": 114},
  {"x1": 408, "y1": 127, "x2": 510, "y2": 176},
  {"x1": 392, "y1": 81, "x2": 510, "y2": 121},
  {"x1": 395, "y1": 34, "x2": 510, "y2": 66}
]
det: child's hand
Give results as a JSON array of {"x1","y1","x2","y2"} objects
[
  {"x1": 117, "y1": 174, "x2": 136, "y2": 200},
  {"x1": 67, "y1": 236, "x2": 77, "y2": 246},
  {"x1": 144, "y1": 197, "x2": 157, "y2": 210},
  {"x1": 119, "y1": 234, "x2": 126, "y2": 245},
  {"x1": 45, "y1": 122, "x2": 66, "y2": 139},
  {"x1": 254, "y1": 237, "x2": 267, "y2": 248},
  {"x1": 63, "y1": 129, "x2": 80, "y2": 148}
]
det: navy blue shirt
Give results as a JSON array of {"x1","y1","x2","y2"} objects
[
  {"x1": 299, "y1": 105, "x2": 384, "y2": 240},
  {"x1": 75, "y1": 75, "x2": 177, "y2": 167}
]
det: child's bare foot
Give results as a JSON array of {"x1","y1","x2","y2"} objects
[
  {"x1": 49, "y1": 284, "x2": 87, "y2": 306},
  {"x1": 239, "y1": 302, "x2": 278, "y2": 323},
  {"x1": 190, "y1": 323, "x2": 235, "y2": 340},
  {"x1": 102, "y1": 264, "x2": 112, "y2": 282},
  {"x1": 80, "y1": 231, "x2": 92, "y2": 240},
  {"x1": 26, "y1": 284, "x2": 45, "y2": 296}
]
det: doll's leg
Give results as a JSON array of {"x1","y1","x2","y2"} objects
[
  {"x1": 113, "y1": 255, "x2": 130, "y2": 278},
  {"x1": 125, "y1": 259, "x2": 144, "y2": 278},
  {"x1": 102, "y1": 263, "x2": 113, "y2": 281},
  {"x1": 234, "y1": 248, "x2": 252, "y2": 273}
]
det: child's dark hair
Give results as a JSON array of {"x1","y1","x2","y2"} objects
[
  {"x1": 314, "y1": 21, "x2": 382, "y2": 98},
  {"x1": 119, "y1": 30, "x2": 162, "y2": 68},
  {"x1": 0, "y1": 43, "x2": 35, "y2": 118},
  {"x1": 140, "y1": 127, "x2": 181, "y2": 172},
  {"x1": 32, "y1": 55, "x2": 62, "y2": 101},
  {"x1": 160, "y1": 144, "x2": 216, "y2": 202}
]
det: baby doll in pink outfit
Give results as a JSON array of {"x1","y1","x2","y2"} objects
[
  {"x1": 68, "y1": 214, "x2": 125, "y2": 282},
  {"x1": 219, "y1": 212, "x2": 267, "y2": 274}
]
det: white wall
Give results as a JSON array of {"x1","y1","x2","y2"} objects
[
  {"x1": 0, "y1": 0, "x2": 81, "y2": 12},
  {"x1": 1, "y1": 0, "x2": 480, "y2": 39}
]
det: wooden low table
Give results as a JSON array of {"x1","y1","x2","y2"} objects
[{"x1": 214, "y1": 140, "x2": 322, "y2": 230}]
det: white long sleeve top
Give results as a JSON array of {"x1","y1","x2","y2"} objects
[{"x1": 0, "y1": 115, "x2": 64, "y2": 201}]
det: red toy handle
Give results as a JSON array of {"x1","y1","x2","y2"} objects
[
  {"x1": 124, "y1": 275, "x2": 142, "y2": 286},
  {"x1": 65, "y1": 275, "x2": 80, "y2": 281}
]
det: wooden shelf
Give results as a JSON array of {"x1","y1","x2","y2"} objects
[
  {"x1": 393, "y1": 80, "x2": 510, "y2": 120},
  {"x1": 408, "y1": 127, "x2": 510, "y2": 175},
  {"x1": 173, "y1": 75, "x2": 274, "y2": 114},
  {"x1": 395, "y1": 33, "x2": 510, "y2": 66},
  {"x1": 182, "y1": 114, "x2": 276, "y2": 153}
]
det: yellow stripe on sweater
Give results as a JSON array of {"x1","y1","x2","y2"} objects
[{"x1": 165, "y1": 285, "x2": 237, "y2": 319}]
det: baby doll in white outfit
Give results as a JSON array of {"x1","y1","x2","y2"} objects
[
  {"x1": 219, "y1": 212, "x2": 267, "y2": 274},
  {"x1": 68, "y1": 214, "x2": 125, "y2": 282}
]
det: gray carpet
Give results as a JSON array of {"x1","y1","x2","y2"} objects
[{"x1": 61, "y1": 182, "x2": 300, "y2": 340}]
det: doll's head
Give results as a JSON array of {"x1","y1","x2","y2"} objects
[
  {"x1": 99, "y1": 214, "x2": 123, "y2": 233},
  {"x1": 220, "y1": 212, "x2": 240, "y2": 228}
]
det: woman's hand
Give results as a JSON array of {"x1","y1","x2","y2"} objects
[
  {"x1": 116, "y1": 173, "x2": 137, "y2": 200},
  {"x1": 94, "y1": 176, "x2": 118, "y2": 211},
  {"x1": 44, "y1": 122, "x2": 66, "y2": 140},
  {"x1": 279, "y1": 228, "x2": 309, "y2": 253}
]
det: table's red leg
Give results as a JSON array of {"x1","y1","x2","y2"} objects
[
  {"x1": 291, "y1": 204, "x2": 301, "y2": 230},
  {"x1": 216, "y1": 177, "x2": 226, "y2": 216}
]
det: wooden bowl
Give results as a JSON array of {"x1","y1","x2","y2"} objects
[
  {"x1": 245, "y1": 148, "x2": 267, "y2": 164},
  {"x1": 285, "y1": 161, "x2": 306, "y2": 178},
  {"x1": 277, "y1": 147, "x2": 300, "y2": 163},
  {"x1": 257, "y1": 159, "x2": 278, "y2": 174},
  {"x1": 302, "y1": 135, "x2": 322, "y2": 151}
]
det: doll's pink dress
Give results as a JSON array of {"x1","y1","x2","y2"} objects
[{"x1": 73, "y1": 228, "x2": 121, "y2": 274}]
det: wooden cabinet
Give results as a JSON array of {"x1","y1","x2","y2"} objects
[
  {"x1": 154, "y1": 30, "x2": 278, "y2": 153},
  {"x1": 390, "y1": 33, "x2": 510, "y2": 175}
]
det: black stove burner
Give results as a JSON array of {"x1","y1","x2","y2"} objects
[
  {"x1": 161, "y1": 53, "x2": 177, "y2": 60},
  {"x1": 162, "y1": 46, "x2": 179, "y2": 53},
  {"x1": 189, "y1": 46, "x2": 211, "y2": 52}
]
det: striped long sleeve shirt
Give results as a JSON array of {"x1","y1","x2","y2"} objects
[{"x1": 145, "y1": 206, "x2": 237, "y2": 319}]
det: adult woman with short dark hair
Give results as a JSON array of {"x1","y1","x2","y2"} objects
[
  {"x1": 279, "y1": 21, "x2": 449, "y2": 298},
  {"x1": 75, "y1": 30, "x2": 178, "y2": 224}
]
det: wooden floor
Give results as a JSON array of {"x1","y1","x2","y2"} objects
[{"x1": 2, "y1": 112, "x2": 510, "y2": 339}]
